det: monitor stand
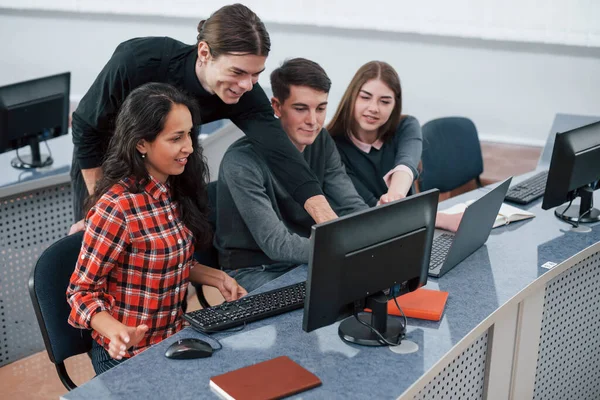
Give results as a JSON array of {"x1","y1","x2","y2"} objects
[
  {"x1": 338, "y1": 292, "x2": 405, "y2": 346},
  {"x1": 11, "y1": 136, "x2": 53, "y2": 169},
  {"x1": 555, "y1": 186, "x2": 600, "y2": 224}
]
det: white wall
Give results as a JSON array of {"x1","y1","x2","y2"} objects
[{"x1": 1, "y1": 9, "x2": 599, "y2": 146}]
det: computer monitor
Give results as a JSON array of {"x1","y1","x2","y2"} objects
[
  {"x1": 538, "y1": 113, "x2": 600, "y2": 169},
  {"x1": 0, "y1": 72, "x2": 70, "y2": 169},
  {"x1": 302, "y1": 189, "x2": 438, "y2": 346},
  {"x1": 542, "y1": 121, "x2": 600, "y2": 224}
]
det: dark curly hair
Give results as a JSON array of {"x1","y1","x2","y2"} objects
[{"x1": 86, "y1": 82, "x2": 212, "y2": 248}]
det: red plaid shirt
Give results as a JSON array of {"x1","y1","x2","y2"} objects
[{"x1": 67, "y1": 176, "x2": 195, "y2": 357}]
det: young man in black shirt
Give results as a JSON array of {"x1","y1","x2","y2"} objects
[{"x1": 70, "y1": 4, "x2": 337, "y2": 229}]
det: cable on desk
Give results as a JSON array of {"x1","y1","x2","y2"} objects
[
  {"x1": 352, "y1": 295, "x2": 407, "y2": 347},
  {"x1": 559, "y1": 198, "x2": 578, "y2": 228},
  {"x1": 201, "y1": 323, "x2": 247, "y2": 353},
  {"x1": 14, "y1": 135, "x2": 54, "y2": 168},
  {"x1": 202, "y1": 322, "x2": 247, "y2": 335}
]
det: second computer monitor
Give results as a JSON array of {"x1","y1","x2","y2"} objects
[
  {"x1": 542, "y1": 121, "x2": 600, "y2": 224},
  {"x1": 302, "y1": 189, "x2": 438, "y2": 346},
  {"x1": 0, "y1": 72, "x2": 70, "y2": 169}
]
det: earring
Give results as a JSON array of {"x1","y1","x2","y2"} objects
[{"x1": 141, "y1": 153, "x2": 146, "y2": 158}]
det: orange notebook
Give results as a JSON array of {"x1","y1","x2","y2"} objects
[
  {"x1": 367, "y1": 288, "x2": 449, "y2": 321},
  {"x1": 209, "y1": 356, "x2": 322, "y2": 400},
  {"x1": 389, "y1": 288, "x2": 448, "y2": 321}
]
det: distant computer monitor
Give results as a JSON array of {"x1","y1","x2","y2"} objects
[
  {"x1": 302, "y1": 189, "x2": 438, "y2": 346},
  {"x1": 542, "y1": 121, "x2": 600, "y2": 224},
  {"x1": 538, "y1": 113, "x2": 600, "y2": 169},
  {"x1": 0, "y1": 72, "x2": 70, "y2": 169}
]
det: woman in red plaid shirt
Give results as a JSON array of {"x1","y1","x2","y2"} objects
[{"x1": 67, "y1": 82, "x2": 247, "y2": 374}]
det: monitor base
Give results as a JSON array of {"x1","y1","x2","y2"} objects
[
  {"x1": 555, "y1": 205, "x2": 600, "y2": 224},
  {"x1": 338, "y1": 312, "x2": 406, "y2": 347},
  {"x1": 11, "y1": 154, "x2": 53, "y2": 170}
]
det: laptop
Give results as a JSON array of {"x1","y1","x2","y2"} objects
[{"x1": 428, "y1": 177, "x2": 512, "y2": 278}]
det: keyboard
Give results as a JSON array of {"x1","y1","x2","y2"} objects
[
  {"x1": 184, "y1": 281, "x2": 306, "y2": 333},
  {"x1": 505, "y1": 170, "x2": 548, "y2": 205},
  {"x1": 429, "y1": 233, "x2": 454, "y2": 271}
]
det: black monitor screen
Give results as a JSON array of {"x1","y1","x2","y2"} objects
[
  {"x1": 542, "y1": 121, "x2": 600, "y2": 224},
  {"x1": 0, "y1": 72, "x2": 70, "y2": 169},
  {"x1": 302, "y1": 189, "x2": 438, "y2": 346}
]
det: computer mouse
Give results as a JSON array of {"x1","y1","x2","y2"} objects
[{"x1": 164, "y1": 338, "x2": 214, "y2": 359}]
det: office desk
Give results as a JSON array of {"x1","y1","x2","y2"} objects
[{"x1": 63, "y1": 175, "x2": 600, "y2": 400}]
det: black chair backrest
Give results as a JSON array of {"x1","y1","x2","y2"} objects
[
  {"x1": 207, "y1": 180, "x2": 218, "y2": 230},
  {"x1": 419, "y1": 117, "x2": 484, "y2": 192},
  {"x1": 28, "y1": 231, "x2": 92, "y2": 366},
  {"x1": 195, "y1": 181, "x2": 219, "y2": 268}
]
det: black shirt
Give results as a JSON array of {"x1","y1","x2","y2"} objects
[
  {"x1": 334, "y1": 116, "x2": 422, "y2": 206},
  {"x1": 71, "y1": 36, "x2": 321, "y2": 204}
]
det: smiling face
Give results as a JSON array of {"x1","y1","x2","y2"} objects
[
  {"x1": 272, "y1": 85, "x2": 328, "y2": 152},
  {"x1": 352, "y1": 78, "x2": 396, "y2": 141},
  {"x1": 196, "y1": 42, "x2": 266, "y2": 104},
  {"x1": 136, "y1": 103, "x2": 194, "y2": 183}
]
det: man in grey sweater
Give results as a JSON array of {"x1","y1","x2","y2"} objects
[{"x1": 215, "y1": 58, "x2": 369, "y2": 292}]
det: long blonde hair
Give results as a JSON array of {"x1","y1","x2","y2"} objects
[{"x1": 327, "y1": 61, "x2": 402, "y2": 143}]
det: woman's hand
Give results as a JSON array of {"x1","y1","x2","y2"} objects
[
  {"x1": 216, "y1": 273, "x2": 248, "y2": 302},
  {"x1": 68, "y1": 219, "x2": 85, "y2": 235},
  {"x1": 189, "y1": 262, "x2": 248, "y2": 301},
  {"x1": 435, "y1": 212, "x2": 464, "y2": 232},
  {"x1": 90, "y1": 311, "x2": 149, "y2": 360},
  {"x1": 379, "y1": 191, "x2": 406, "y2": 205}
]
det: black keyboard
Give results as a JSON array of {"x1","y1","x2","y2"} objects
[
  {"x1": 184, "y1": 282, "x2": 306, "y2": 333},
  {"x1": 429, "y1": 233, "x2": 454, "y2": 271},
  {"x1": 505, "y1": 170, "x2": 548, "y2": 204}
]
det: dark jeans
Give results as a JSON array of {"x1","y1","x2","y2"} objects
[
  {"x1": 89, "y1": 340, "x2": 125, "y2": 375},
  {"x1": 226, "y1": 263, "x2": 298, "y2": 293}
]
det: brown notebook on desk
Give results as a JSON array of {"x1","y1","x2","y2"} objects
[{"x1": 209, "y1": 355, "x2": 322, "y2": 400}]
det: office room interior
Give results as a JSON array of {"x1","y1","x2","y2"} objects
[{"x1": 1, "y1": 1, "x2": 599, "y2": 399}]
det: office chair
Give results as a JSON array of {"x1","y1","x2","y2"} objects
[
  {"x1": 192, "y1": 180, "x2": 221, "y2": 308},
  {"x1": 417, "y1": 117, "x2": 484, "y2": 199},
  {"x1": 28, "y1": 231, "x2": 92, "y2": 391}
]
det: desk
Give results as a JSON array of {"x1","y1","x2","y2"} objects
[{"x1": 62, "y1": 173, "x2": 600, "y2": 399}]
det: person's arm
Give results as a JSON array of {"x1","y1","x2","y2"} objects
[
  {"x1": 435, "y1": 211, "x2": 463, "y2": 232},
  {"x1": 71, "y1": 45, "x2": 136, "y2": 195},
  {"x1": 380, "y1": 167, "x2": 413, "y2": 204},
  {"x1": 227, "y1": 84, "x2": 336, "y2": 223},
  {"x1": 380, "y1": 116, "x2": 423, "y2": 203},
  {"x1": 220, "y1": 151, "x2": 311, "y2": 264},
  {"x1": 67, "y1": 197, "x2": 149, "y2": 360},
  {"x1": 321, "y1": 132, "x2": 369, "y2": 215},
  {"x1": 67, "y1": 198, "x2": 129, "y2": 331},
  {"x1": 189, "y1": 262, "x2": 247, "y2": 301}
]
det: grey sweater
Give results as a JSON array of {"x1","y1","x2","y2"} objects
[{"x1": 215, "y1": 130, "x2": 368, "y2": 270}]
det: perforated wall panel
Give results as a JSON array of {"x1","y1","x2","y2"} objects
[
  {"x1": 0, "y1": 183, "x2": 73, "y2": 367},
  {"x1": 533, "y1": 251, "x2": 600, "y2": 400},
  {"x1": 413, "y1": 332, "x2": 488, "y2": 400}
]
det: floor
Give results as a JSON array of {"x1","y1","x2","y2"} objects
[{"x1": 0, "y1": 141, "x2": 541, "y2": 399}]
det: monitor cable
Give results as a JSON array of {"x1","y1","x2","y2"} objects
[
  {"x1": 14, "y1": 134, "x2": 54, "y2": 169},
  {"x1": 352, "y1": 294, "x2": 408, "y2": 347},
  {"x1": 197, "y1": 322, "x2": 248, "y2": 353},
  {"x1": 559, "y1": 198, "x2": 578, "y2": 228}
]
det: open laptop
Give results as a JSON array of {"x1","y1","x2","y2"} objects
[{"x1": 428, "y1": 177, "x2": 512, "y2": 278}]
